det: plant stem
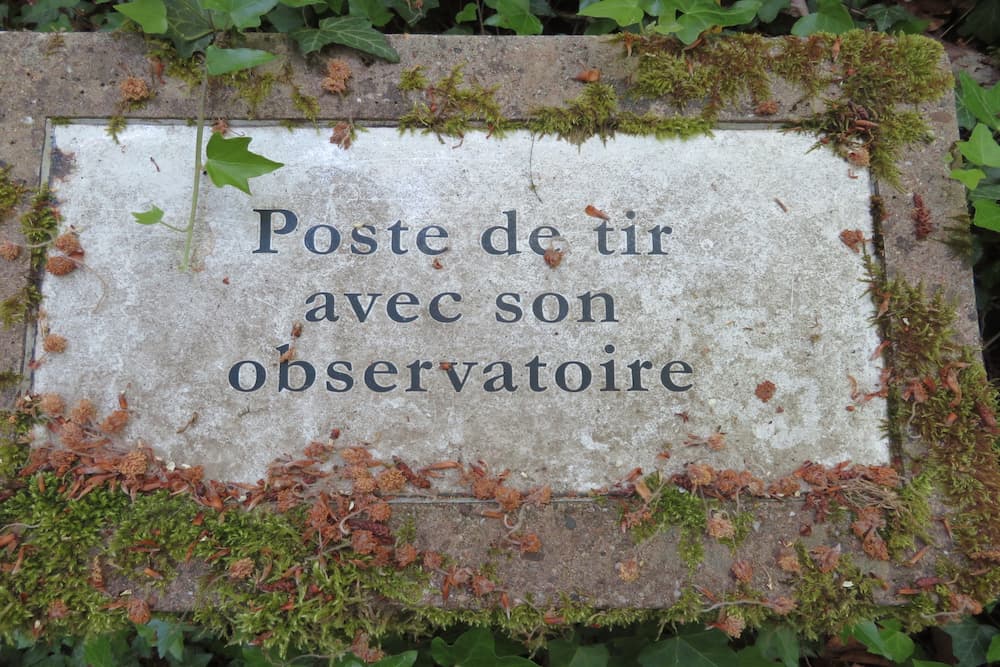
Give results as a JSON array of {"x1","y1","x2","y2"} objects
[{"x1": 181, "y1": 67, "x2": 209, "y2": 272}]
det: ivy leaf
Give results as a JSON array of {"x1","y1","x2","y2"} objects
[
  {"x1": 735, "y1": 644, "x2": 780, "y2": 667},
  {"x1": 578, "y1": 0, "x2": 644, "y2": 27},
  {"x1": 974, "y1": 199, "x2": 1000, "y2": 232},
  {"x1": 548, "y1": 640, "x2": 610, "y2": 667},
  {"x1": 349, "y1": 0, "x2": 394, "y2": 27},
  {"x1": 162, "y1": 0, "x2": 215, "y2": 56},
  {"x1": 957, "y1": 72, "x2": 1000, "y2": 131},
  {"x1": 791, "y1": 0, "x2": 853, "y2": 36},
  {"x1": 638, "y1": 628, "x2": 734, "y2": 667},
  {"x1": 951, "y1": 168, "x2": 986, "y2": 191},
  {"x1": 848, "y1": 620, "x2": 914, "y2": 664},
  {"x1": 959, "y1": 0, "x2": 1000, "y2": 45},
  {"x1": 290, "y1": 15, "x2": 399, "y2": 61},
  {"x1": 755, "y1": 626, "x2": 799, "y2": 667},
  {"x1": 82, "y1": 635, "x2": 115, "y2": 667},
  {"x1": 862, "y1": 3, "x2": 927, "y2": 33},
  {"x1": 756, "y1": 0, "x2": 787, "y2": 23},
  {"x1": 959, "y1": 124, "x2": 1000, "y2": 168},
  {"x1": 386, "y1": 0, "x2": 441, "y2": 24},
  {"x1": 279, "y1": 0, "x2": 326, "y2": 6},
  {"x1": 654, "y1": 0, "x2": 762, "y2": 45},
  {"x1": 988, "y1": 634, "x2": 1000, "y2": 663},
  {"x1": 205, "y1": 45, "x2": 276, "y2": 75},
  {"x1": 485, "y1": 0, "x2": 543, "y2": 34},
  {"x1": 943, "y1": 617, "x2": 1000, "y2": 667},
  {"x1": 115, "y1": 0, "x2": 168, "y2": 33},
  {"x1": 202, "y1": 0, "x2": 278, "y2": 29},
  {"x1": 455, "y1": 3, "x2": 477, "y2": 21},
  {"x1": 431, "y1": 628, "x2": 536, "y2": 667},
  {"x1": 149, "y1": 619, "x2": 187, "y2": 662},
  {"x1": 372, "y1": 651, "x2": 418, "y2": 667},
  {"x1": 204, "y1": 133, "x2": 283, "y2": 194},
  {"x1": 132, "y1": 206, "x2": 165, "y2": 225}
]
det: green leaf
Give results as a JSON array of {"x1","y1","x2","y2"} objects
[
  {"x1": 149, "y1": 619, "x2": 186, "y2": 662},
  {"x1": 987, "y1": 634, "x2": 1000, "y2": 663},
  {"x1": 455, "y1": 2, "x2": 477, "y2": 21},
  {"x1": 548, "y1": 641, "x2": 610, "y2": 667},
  {"x1": 943, "y1": 617, "x2": 1000, "y2": 667},
  {"x1": 736, "y1": 644, "x2": 780, "y2": 667},
  {"x1": 849, "y1": 620, "x2": 913, "y2": 663},
  {"x1": 911, "y1": 661, "x2": 951, "y2": 667},
  {"x1": 638, "y1": 628, "x2": 734, "y2": 667},
  {"x1": 265, "y1": 4, "x2": 307, "y2": 31},
  {"x1": 959, "y1": 124, "x2": 1000, "y2": 168},
  {"x1": 577, "y1": 0, "x2": 644, "y2": 27},
  {"x1": 654, "y1": 0, "x2": 762, "y2": 45},
  {"x1": 790, "y1": 0, "x2": 853, "y2": 35},
  {"x1": 972, "y1": 182, "x2": 1000, "y2": 200},
  {"x1": 162, "y1": 0, "x2": 215, "y2": 56},
  {"x1": 372, "y1": 651, "x2": 418, "y2": 667},
  {"x1": 203, "y1": 0, "x2": 278, "y2": 28},
  {"x1": 386, "y1": 0, "x2": 440, "y2": 23},
  {"x1": 431, "y1": 628, "x2": 536, "y2": 667},
  {"x1": 755, "y1": 626, "x2": 798, "y2": 667},
  {"x1": 951, "y1": 168, "x2": 986, "y2": 190},
  {"x1": 82, "y1": 636, "x2": 115, "y2": 667},
  {"x1": 957, "y1": 72, "x2": 1000, "y2": 131},
  {"x1": 290, "y1": 15, "x2": 399, "y2": 61},
  {"x1": 756, "y1": 0, "x2": 787, "y2": 23},
  {"x1": 205, "y1": 133, "x2": 283, "y2": 194},
  {"x1": 133, "y1": 206, "x2": 166, "y2": 225},
  {"x1": 280, "y1": 0, "x2": 326, "y2": 6},
  {"x1": 862, "y1": 3, "x2": 927, "y2": 33},
  {"x1": 115, "y1": 0, "x2": 168, "y2": 33},
  {"x1": 349, "y1": 0, "x2": 394, "y2": 26},
  {"x1": 975, "y1": 197, "x2": 1000, "y2": 231},
  {"x1": 205, "y1": 45, "x2": 276, "y2": 75},
  {"x1": 486, "y1": 0, "x2": 543, "y2": 34},
  {"x1": 960, "y1": 0, "x2": 1000, "y2": 45}
]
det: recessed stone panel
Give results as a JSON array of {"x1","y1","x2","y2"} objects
[{"x1": 32, "y1": 122, "x2": 886, "y2": 490}]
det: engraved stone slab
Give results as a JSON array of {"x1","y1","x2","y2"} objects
[{"x1": 32, "y1": 122, "x2": 886, "y2": 490}]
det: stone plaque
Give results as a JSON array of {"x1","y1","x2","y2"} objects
[{"x1": 32, "y1": 122, "x2": 886, "y2": 490}]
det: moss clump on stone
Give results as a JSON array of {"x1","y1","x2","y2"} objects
[
  {"x1": 1, "y1": 284, "x2": 41, "y2": 329},
  {"x1": 398, "y1": 65, "x2": 511, "y2": 140},
  {"x1": 0, "y1": 166, "x2": 27, "y2": 221},
  {"x1": 529, "y1": 83, "x2": 712, "y2": 145},
  {"x1": 626, "y1": 31, "x2": 951, "y2": 186},
  {"x1": 627, "y1": 476, "x2": 707, "y2": 569},
  {"x1": 290, "y1": 85, "x2": 319, "y2": 123},
  {"x1": 105, "y1": 115, "x2": 127, "y2": 144},
  {"x1": 20, "y1": 186, "x2": 60, "y2": 270}
]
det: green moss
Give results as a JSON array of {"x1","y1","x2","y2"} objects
[
  {"x1": 0, "y1": 372, "x2": 21, "y2": 390},
  {"x1": 1, "y1": 285, "x2": 41, "y2": 329},
  {"x1": 398, "y1": 65, "x2": 511, "y2": 140},
  {"x1": 790, "y1": 546, "x2": 877, "y2": 639},
  {"x1": 626, "y1": 31, "x2": 950, "y2": 186},
  {"x1": 105, "y1": 116, "x2": 127, "y2": 145},
  {"x1": 290, "y1": 85, "x2": 319, "y2": 124},
  {"x1": 229, "y1": 69, "x2": 278, "y2": 119},
  {"x1": 398, "y1": 66, "x2": 430, "y2": 92},
  {"x1": 885, "y1": 473, "x2": 933, "y2": 558},
  {"x1": 629, "y1": 477, "x2": 707, "y2": 569},
  {"x1": 0, "y1": 166, "x2": 27, "y2": 221},
  {"x1": 20, "y1": 187, "x2": 60, "y2": 270},
  {"x1": 49, "y1": 117, "x2": 71, "y2": 126}
]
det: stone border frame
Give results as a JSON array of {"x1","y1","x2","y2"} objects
[{"x1": 0, "y1": 32, "x2": 977, "y2": 608}]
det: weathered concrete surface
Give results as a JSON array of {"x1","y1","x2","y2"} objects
[
  {"x1": 0, "y1": 33, "x2": 976, "y2": 610},
  {"x1": 34, "y1": 124, "x2": 885, "y2": 489}
]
